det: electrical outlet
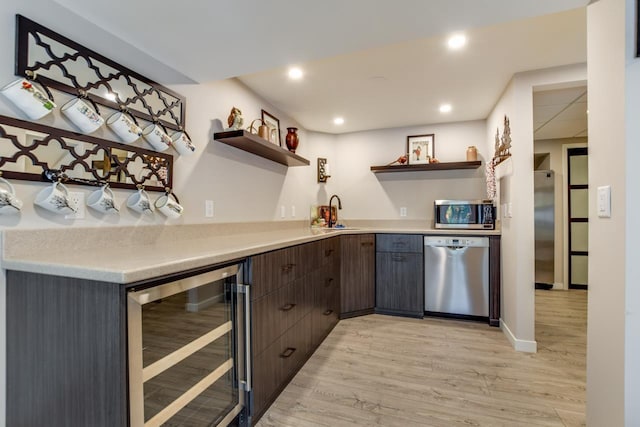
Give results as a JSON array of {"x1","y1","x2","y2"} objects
[
  {"x1": 280, "y1": 205, "x2": 286, "y2": 218},
  {"x1": 400, "y1": 207, "x2": 407, "y2": 217},
  {"x1": 65, "y1": 192, "x2": 85, "y2": 219},
  {"x1": 291, "y1": 205, "x2": 296, "y2": 217},
  {"x1": 205, "y1": 200, "x2": 214, "y2": 217}
]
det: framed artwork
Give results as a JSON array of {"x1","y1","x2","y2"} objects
[
  {"x1": 407, "y1": 134, "x2": 435, "y2": 165},
  {"x1": 261, "y1": 109, "x2": 281, "y2": 146}
]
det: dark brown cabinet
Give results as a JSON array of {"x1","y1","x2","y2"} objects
[
  {"x1": 375, "y1": 234, "x2": 424, "y2": 318},
  {"x1": 340, "y1": 234, "x2": 376, "y2": 318},
  {"x1": 250, "y1": 237, "x2": 340, "y2": 422}
]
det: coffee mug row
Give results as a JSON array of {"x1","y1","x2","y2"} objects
[
  {"x1": 0, "y1": 78, "x2": 195, "y2": 155},
  {"x1": 0, "y1": 178, "x2": 183, "y2": 219}
]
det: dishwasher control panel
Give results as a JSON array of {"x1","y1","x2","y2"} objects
[{"x1": 424, "y1": 236, "x2": 489, "y2": 247}]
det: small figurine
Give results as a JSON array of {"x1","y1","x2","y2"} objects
[
  {"x1": 387, "y1": 154, "x2": 408, "y2": 166},
  {"x1": 226, "y1": 107, "x2": 244, "y2": 131}
]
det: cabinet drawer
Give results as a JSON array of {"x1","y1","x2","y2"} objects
[
  {"x1": 312, "y1": 266, "x2": 340, "y2": 344},
  {"x1": 251, "y1": 246, "x2": 302, "y2": 300},
  {"x1": 252, "y1": 276, "x2": 312, "y2": 356},
  {"x1": 252, "y1": 313, "x2": 311, "y2": 417},
  {"x1": 376, "y1": 234, "x2": 423, "y2": 253},
  {"x1": 319, "y1": 236, "x2": 340, "y2": 267}
]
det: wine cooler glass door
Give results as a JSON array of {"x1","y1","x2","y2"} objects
[{"x1": 127, "y1": 263, "x2": 250, "y2": 427}]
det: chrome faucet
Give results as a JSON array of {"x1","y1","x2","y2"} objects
[{"x1": 328, "y1": 194, "x2": 342, "y2": 228}]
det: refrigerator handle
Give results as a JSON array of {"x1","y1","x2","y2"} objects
[{"x1": 237, "y1": 283, "x2": 251, "y2": 393}]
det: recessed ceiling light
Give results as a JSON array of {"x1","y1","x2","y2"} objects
[
  {"x1": 447, "y1": 34, "x2": 467, "y2": 50},
  {"x1": 439, "y1": 104, "x2": 452, "y2": 113},
  {"x1": 333, "y1": 117, "x2": 344, "y2": 125},
  {"x1": 288, "y1": 67, "x2": 303, "y2": 80}
]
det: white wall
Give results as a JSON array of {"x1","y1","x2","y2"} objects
[
  {"x1": 625, "y1": 0, "x2": 640, "y2": 422},
  {"x1": 586, "y1": 1, "x2": 626, "y2": 424},
  {"x1": 486, "y1": 63, "x2": 587, "y2": 353},
  {"x1": 332, "y1": 120, "x2": 488, "y2": 222}
]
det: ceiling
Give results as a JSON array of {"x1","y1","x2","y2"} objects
[
  {"x1": 51, "y1": 0, "x2": 589, "y2": 134},
  {"x1": 533, "y1": 86, "x2": 588, "y2": 140}
]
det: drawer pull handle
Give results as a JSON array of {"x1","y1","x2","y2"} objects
[
  {"x1": 280, "y1": 347, "x2": 296, "y2": 358},
  {"x1": 324, "y1": 278, "x2": 334, "y2": 287},
  {"x1": 392, "y1": 255, "x2": 406, "y2": 262},
  {"x1": 323, "y1": 309, "x2": 333, "y2": 316},
  {"x1": 280, "y1": 303, "x2": 296, "y2": 312},
  {"x1": 324, "y1": 249, "x2": 334, "y2": 256},
  {"x1": 361, "y1": 242, "x2": 374, "y2": 247},
  {"x1": 281, "y1": 263, "x2": 296, "y2": 273}
]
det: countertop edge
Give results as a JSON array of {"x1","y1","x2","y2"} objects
[{"x1": 2, "y1": 227, "x2": 500, "y2": 284}]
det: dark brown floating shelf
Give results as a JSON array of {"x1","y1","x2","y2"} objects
[
  {"x1": 213, "y1": 130, "x2": 310, "y2": 167},
  {"x1": 370, "y1": 161, "x2": 482, "y2": 173}
]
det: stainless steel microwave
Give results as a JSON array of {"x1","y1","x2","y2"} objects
[{"x1": 434, "y1": 199, "x2": 495, "y2": 229}]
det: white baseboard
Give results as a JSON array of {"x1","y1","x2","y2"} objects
[
  {"x1": 185, "y1": 293, "x2": 224, "y2": 312},
  {"x1": 501, "y1": 319, "x2": 537, "y2": 353},
  {"x1": 553, "y1": 282, "x2": 564, "y2": 290}
]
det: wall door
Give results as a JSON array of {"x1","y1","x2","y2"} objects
[{"x1": 567, "y1": 147, "x2": 589, "y2": 289}]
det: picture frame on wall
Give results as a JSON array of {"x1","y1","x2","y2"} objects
[
  {"x1": 261, "y1": 109, "x2": 281, "y2": 146},
  {"x1": 407, "y1": 134, "x2": 435, "y2": 165}
]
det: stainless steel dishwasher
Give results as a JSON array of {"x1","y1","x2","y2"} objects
[{"x1": 424, "y1": 236, "x2": 489, "y2": 318}]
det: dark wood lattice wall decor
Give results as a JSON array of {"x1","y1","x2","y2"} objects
[
  {"x1": 15, "y1": 14, "x2": 187, "y2": 132},
  {"x1": 0, "y1": 114, "x2": 173, "y2": 192}
]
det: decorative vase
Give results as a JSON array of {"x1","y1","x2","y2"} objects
[
  {"x1": 466, "y1": 146, "x2": 478, "y2": 161},
  {"x1": 285, "y1": 127, "x2": 299, "y2": 153}
]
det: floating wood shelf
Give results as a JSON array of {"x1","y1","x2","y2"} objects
[
  {"x1": 213, "y1": 130, "x2": 310, "y2": 167},
  {"x1": 370, "y1": 161, "x2": 482, "y2": 173}
]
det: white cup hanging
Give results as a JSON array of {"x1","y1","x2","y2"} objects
[
  {"x1": 142, "y1": 122, "x2": 172, "y2": 152},
  {"x1": 61, "y1": 91, "x2": 104, "y2": 134},
  {"x1": 106, "y1": 109, "x2": 143, "y2": 144},
  {"x1": 0, "y1": 73, "x2": 56, "y2": 120},
  {"x1": 171, "y1": 129, "x2": 196, "y2": 156}
]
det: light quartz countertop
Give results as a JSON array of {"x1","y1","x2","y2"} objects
[{"x1": 1, "y1": 220, "x2": 500, "y2": 284}]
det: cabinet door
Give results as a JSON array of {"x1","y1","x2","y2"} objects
[
  {"x1": 340, "y1": 234, "x2": 375, "y2": 315},
  {"x1": 311, "y1": 266, "x2": 341, "y2": 348},
  {"x1": 376, "y1": 234, "x2": 423, "y2": 253},
  {"x1": 376, "y1": 252, "x2": 424, "y2": 316}
]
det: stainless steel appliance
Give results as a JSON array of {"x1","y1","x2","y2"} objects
[
  {"x1": 424, "y1": 236, "x2": 489, "y2": 318},
  {"x1": 434, "y1": 199, "x2": 495, "y2": 230},
  {"x1": 127, "y1": 263, "x2": 250, "y2": 427},
  {"x1": 534, "y1": 170, "x2": 555, "y2": 287}
]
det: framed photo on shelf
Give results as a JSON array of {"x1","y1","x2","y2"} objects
[
  {"x1": 261, "y1": 109, "x2": 281, "y2": 146},
  {"x1": 407, "y1": 134, "x2": 435, "y2": 165}
]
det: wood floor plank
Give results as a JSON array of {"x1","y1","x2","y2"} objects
[{"x1": 256, "y1": 290, "x2": 586, "y2": 426}]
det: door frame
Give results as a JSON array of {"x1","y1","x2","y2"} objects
[{"x1": 561, "y1": 142, "x2": 588, "y2": 290}]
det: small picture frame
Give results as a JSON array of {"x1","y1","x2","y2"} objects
[
  {"x1": 261, "y1": 109, "x2": 281, "y2": 146},
  {"x1": 407, "y1": 134, "x2": 435, "y2": 165}
]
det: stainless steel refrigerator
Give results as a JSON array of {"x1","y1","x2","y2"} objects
[{"x1": 534, "y1": 170, "x2": 555, "y2": 288}]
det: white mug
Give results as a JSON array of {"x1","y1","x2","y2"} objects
[
  {"x1": 0, "y1": 78, "x2": 56, "y2": 120},
  {"x1": 61, "y1": 97, "x2": 104, "y2": 134},
  {"x1": 142, "y1": 124, "x2": 171, "y2": 152},
  {"x1": 171, "y1": 131, "x2": 196, "y2": 156},
  {"x1": 106, "y1": 111, "x2": 142, "y2": 144},
  {"x1": 87, "y1": 184, "x2": 119, "y2": 214},
  {"x1": 126, "y1": 188, "x2": 154, "y2": 215},
  {"x1": 0, "y1": 177, "x2": 23, "y2": 214},
  {"x1": 34, "y1": 181, "x2": 76, "y2": 215},
  {"x1": 155, "y1": 192, "x2": 183, "y2": 219}
]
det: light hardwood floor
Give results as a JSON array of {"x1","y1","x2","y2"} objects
[{"x1": 256, "y1": 290, "x2": 587, "y2": 427}]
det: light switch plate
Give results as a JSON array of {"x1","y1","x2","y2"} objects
[
  {"x1": 597, "y1": 185, "x2": 611, "y2": 217},
  {"x1": 280, "y1": 205, "x2": 286, "y2": 218}
]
